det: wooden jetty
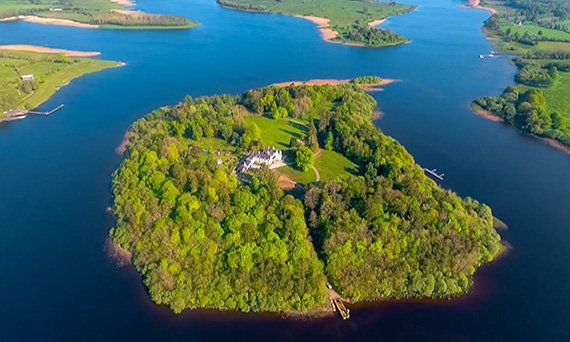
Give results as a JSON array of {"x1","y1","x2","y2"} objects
[
  {"x1": 328, "y1": 285, "x2": 350, "y2": 320},
  {"x1": 423, "y1": 168, "x2": 444, "y2": 181},
  {"x1": 27, "y1": 104, "x2": 64, "y2": 116}
]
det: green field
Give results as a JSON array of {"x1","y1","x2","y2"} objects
[
  {"x1": 536, "y1": 41, "x2": 570, "y2": 52},
  {"x1": 245, "y1": 116, "x2": 307, "y2": 149},
  {"x1": 502, "y1": 24, "x2": 570, "y2": 40},
  {"x1": 0, "y1": 51, "x2": 120, "y2": 114},
  {"x1": 0, "y1": 0, "x2": 196, "y2": 29},
  {"x1": 218, "y1": 0, "x2": 414, "y2": 46},
  {"x1": 523, "y1": 71, "x2": 570, "y2": 125},
  {"x1": 314, "y1": 150, "x2": 358, "y2": 181},
  {"x1": 278, "y1": 164, "x2": 316, "y2": 184}
]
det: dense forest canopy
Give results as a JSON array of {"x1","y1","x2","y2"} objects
[{"x1": 111, "y1": 83, "x2": 501, "y2": 314}]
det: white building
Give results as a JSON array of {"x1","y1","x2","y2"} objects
[
  {"x1": 237, "y1": 147, "x2": 283, "y2": 173},
  {"x1": 21, "y1": 74, "x2": 34, "y2": 81}
]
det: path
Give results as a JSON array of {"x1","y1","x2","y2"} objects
[{"x1": 312, "y1": 165, "x2": 321, "y2": 182}]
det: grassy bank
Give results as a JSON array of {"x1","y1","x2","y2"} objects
[
  {"x1": 217, "y1": 0, "x2": 415, "y2": 47},
  {"x1": 0, "y1": 0, "x2": 196, "y2": 29},
  {"x1": 0, "y1": 50, "x2": 120, "y2": 115}
]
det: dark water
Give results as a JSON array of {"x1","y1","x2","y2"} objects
[{"x1": 1, "y1": 0, "x2": 569, "y2": 340}]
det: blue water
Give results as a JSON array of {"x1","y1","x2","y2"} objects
[{"x1": 1, "y1": 0, "x2": 569, "y2": 340}]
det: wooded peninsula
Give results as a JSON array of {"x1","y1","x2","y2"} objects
[
  {"x1": 217, "y1": 0, "x2": 415, "y2": 47},
  {"x1": 110, "y1": 80, "x2": 502, "y2": 315}
]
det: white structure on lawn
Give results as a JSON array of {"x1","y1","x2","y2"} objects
[
  {"x1": 237, "y1": 147, "x2": 283, "y2": 173},
  {"x1": 21, "y1": 74, "x2": 34, "y2": 81}
]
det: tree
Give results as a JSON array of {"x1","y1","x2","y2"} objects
[
  {"x1": 308, "y1": 117, "x2": 319, "y2": 151},
  {"x1": 242, "y1": 122, "x2": 261, "y2": 148},
  {"x1": 551, "y1": 111, "x2": 567, "y2": 129},
  {"x1": 324, "y1": 131, "x2": 334, "y2": 150},
  {"x1": 295, "y1": 146, "x2": 314, "y2": 171}
]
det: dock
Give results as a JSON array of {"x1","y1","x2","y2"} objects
[
  {"x1": 27, "y1": 104, "x2": 64, "y2": 116},
  {"x1": 328, "y1": 286, "x2": 350, "y2": 320},
  {"x1": 423, "y1": 168, "x2": 444, "y2": 181}
]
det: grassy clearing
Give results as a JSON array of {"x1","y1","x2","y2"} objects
[
  {"x1": 530, "y1": 72, "x2": 570, "y2": 125},
  {"x1": 0, "y1": 51, "x2": 120, "y2": 113},
  {"x1": 277, "y1": 164, "x2": 316, "y2": 184},
  {"x1": 245, "y1": 116, "x2": 307, "y2": 149},
  {"x1": 536, "y1": 41, "x2": 570, "y2": 52},
  {"x1": 502, "y1": 24, "x2": 570, "y2": 40},
  {"x1": 314, "y1": 150, "x2": 358, "y2": 181},
  {"x1": 517, "y1": 71, "x2": 570, "y2": 125}
]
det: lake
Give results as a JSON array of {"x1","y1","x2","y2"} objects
[{"x1": 1, "y1": 0, "x2": 569, "y2": 340}]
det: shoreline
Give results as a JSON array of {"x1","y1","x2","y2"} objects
[
  {"x1": 459, "y1": 0, "x2": 498, "y2": 15},
  {"x1": 295, "y1": 15, "x2": 393, "y2": 47},
  {"x1": 0, "y1": 44, "x2": 101, "y2": 57},
  {"x1": 368, "y1": 19, "x2": 386, "y2": 28},
  {"x1": 110, "y1": 0, "x2": 135, "y2": 7},
  {"x1": 473, "y1": 108, "x2": 504, "y2": 122},
  {"x1": 473, "y1": 108, "x2": 570, "y2": 155},
  {"x1": 0, "y1": 15, "x2": 99, "y2": 29},
  {"x1": 116, "y1": 131, "x2": 133, "y2": 155}
]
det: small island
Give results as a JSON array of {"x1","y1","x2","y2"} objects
[
  {"x1": 217, "y1": 0, "x2": 415, "y2": 47},
  {"x1": 468, "y1": 0, "x2": 570, "y2": 152},
  {"x1": 110, "y1": 79, "x2": 502, "y2": 316},
  {"x1": 0, "y1": 0, "x2": 196, "y2": 30},
  {"x1": 0, "y1": 46, "x2": 122, "y2": 122}
]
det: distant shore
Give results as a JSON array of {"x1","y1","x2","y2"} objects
[
  {"x1": 0, "y1": 15, "x2": 99, "y2": 28},
  {"x1": 295, "y1": 15, "x2": 390, "y2": 47},
  {"x1": 460, "y1": 0, "x2": 498, "y2": 15},
  {"x1": 0, "y1": 45, "x2": 101, "y2": 57},
  {"x1": 271, "y1": 78, "x2": 400, "y2": 90},
  {"x1": 110, "y1": 0, "x2": 135, "y2": 7}
]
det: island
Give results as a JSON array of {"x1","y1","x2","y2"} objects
[
  {"x1": 0, "y1": 0, "x2": 196, "y2": 30},
  {"x1": 0, "y1": 45, "x2": 122, "y2": 122},
  {"x1": 216, "y1": 0, "x2": 415, "y2": 47},
  {"x1": 468, "y1": 0, "x2": 570, "y2": 152},
  {"x1": 109, "y1": 79, "x2": 502, "y2": 316}
]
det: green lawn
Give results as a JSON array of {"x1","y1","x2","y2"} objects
[
  {"x1": 0, "y1": 51, "x2": 120, "y2": 113},
  {"x1": 277, "y1": 164, "x2": 316, "y2": 184},
  {"x1": 537, "y1": 72, "x2": 570, "y2": 125},
  {"x1": 536, "y1": 41, "x2": 570, "y2": 52},
  {"x1": 245, "y1": 116, "x2": 307, "y2": 149},
  {"x1": 501, "y1": 24, "x2": 570, "y2": 41},
  {"x1": 518, "y1": 71, "x2": 570, "y2": 130},
  {"x1": 314, "y1": 150, "x2": 358, "y2": 181}
]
